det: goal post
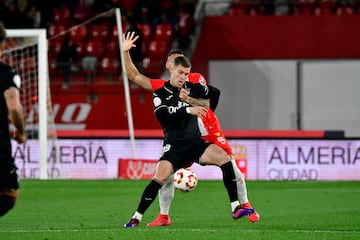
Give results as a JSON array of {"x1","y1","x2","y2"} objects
[
  {"x1": 3, "y1": 9, "x2": 139, "y2": 179},
  {"x1": 5, "y1": 29, "x2": 49, "y2": 179},
  {"x1": 115, "y1": 8, "x2": 136, "y2": 159}
]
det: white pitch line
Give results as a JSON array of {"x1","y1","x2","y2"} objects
[{"x1": 1, "y1": 229, "x2": 359, "y2": 234}]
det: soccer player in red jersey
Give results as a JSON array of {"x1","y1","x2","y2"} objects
[{"x1": 122, "y1": 32, "x2": 259, "y2": 226}]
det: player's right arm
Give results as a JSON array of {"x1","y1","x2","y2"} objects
[
  {"x1": 180, "y1": 89, "x2": 210, "y2": 108},
  {"x1": 4, "y1": 87, "x2": 26, "y2": 144},
  {"x1": 122, "y1": 32, "x2": 152, "y2": 91}
]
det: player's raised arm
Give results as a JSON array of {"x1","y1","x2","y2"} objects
[{"x1": 122, "y1": 32, "x2": 152, "y2": 91}]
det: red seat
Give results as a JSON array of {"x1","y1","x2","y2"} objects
[
  {"x1": 84, "y1": 40, "x2": 105, "y2": 58},
  {"x1": 48, "y1": 55, "x2": 58, "y2": 75},
  {"x1": 48, "y1": 39, "x2": 62, "y2": 58},
  {"x1": 118, "y1": 0, "x2": 137, "y2": 13},
  {"x1": 53, "y1": 6, "x2": 71, "y2": 26},
  {"x1": 314, "y1": 1, "x2": 336, "y2": 16},
  {"x1": 294, "y1": 0, "x2": 316, "y2": 16},
  {"x1": 147, "y1": 40, "x2": 170, "y2": 58},
  {"x1": 100, "y1": 57, "x2": 121, "y2": 75},
  {"x1": 142, "y1": 56, "x2": 165, "y2": 78},
  {"x1": 48, "y1": 24, "x2": 67, "y2": 41},
  {"x1": 247, "y1": 3, "x2": 264, "y2": 16},
  {"x1": 229, "y1": 6, "x2": 247, "y2": 16},
  {"x1": 73, "y1": 2, "x2": 93, "y2": 22},
  {"x1": 141, "y1": 41, "x2": 148, "y2": 56},
  {"x1": 75, "y1": 41, "x2": 85, "y2": 59},
  {"x1": 229, "y1": 2, "x2": 249, "y2": 13},
  {"x1": 177, "y1": 7, "x2": 196, "y2": 38},
  {"x1": 89, "y1": 24, "x2": 110, "y2": 42},
  {"x1": 111, "y1": 24, "x2": 119, "y2": 41},
  {"x1": 154, "y1": 23, "x2": 174, "y2": 42},
  {"x1": 70, "y1": 25, "x2": 88, "y2": 43},
  {"x1": 336, "y1": 5, "x2": 354, "y2": 15},
  {"x1": 137, "y1": 23, "x2": 153, "y2": 42},
  {"x1": 105, "y1": 41, "x2": 119, "y2": 58}
]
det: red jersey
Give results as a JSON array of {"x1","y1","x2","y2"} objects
[
  {"x1": 150, "y1": 73, "x2": 233, "y2": 155},
  {"x1": 150, "y1": 73, "x2": 207, "y2": 90}
]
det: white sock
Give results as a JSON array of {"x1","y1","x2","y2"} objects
[
  {"x1": 132, "y1": 211, "x2": 143, "y2": 221},
  {"x1": 159, "y1": 174, "x2": 175, "y2": 215},
  {"x1": 231, "y1": 201, "x2": 240, "y2": 212},
  {"x1": 231, "y1": 159, "x2": 249, "y2": 204}
]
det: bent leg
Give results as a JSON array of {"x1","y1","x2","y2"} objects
[
  {"x1": 230, "y1": 159, "x2": 249, "y2": 204},
  {"x1": 146, "y1": 175, "x2": 174, "y2": 227},
  {"x1": 136, "y1": 160, "x2": 174, "y2": 214},
  {"x1": 199, "y1": 144, "x2": 240, "y2": 211},
  {"x1": 125, "y1": 161, "x2": 174, "y2": 228},
  {"x1": 230, "y1": 159, "x2": 260, "y2": 222}
]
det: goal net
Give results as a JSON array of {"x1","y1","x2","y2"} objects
[
  {"x1": 3, "y1": 9, "x2": 135, "y2": 180},
  {"x1": 4, "y1": 29, "x2": 54, "y2": 179}
]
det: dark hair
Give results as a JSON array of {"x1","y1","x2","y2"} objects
[
  {"x1": 174, "y1": 55, "x2": 191, "y2": 68},
  {"x1": 0, "y1": 21, "x2": 6, "y2": 45},
  {"x1": 167, "y1": 49, "x2": 185, "y2": 58}
]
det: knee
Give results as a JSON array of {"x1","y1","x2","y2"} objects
[
  {"x1": 153, "y1": 170, "x2": 172, "y2": 184},
  {"x1": 217, "y1": 151, "x2": 231, "y2": 166},
  {"x1": 0, "y1": 195, "x2": 16, "y2": 217},
  {"x1": 153, "y1": 176, "x2": 169, "y2": 184},
  {"x1": 200, "y1": 146, "x2": 231, "y2": 166}
]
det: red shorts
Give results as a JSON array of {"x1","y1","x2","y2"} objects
[
  {"x1": 202, "y1": 132, "x2": 233, "y2": 155},
  {"x1": 199, "y1": 110, "x2": 233, "y2": 155}
]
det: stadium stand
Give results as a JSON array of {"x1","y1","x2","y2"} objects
[{"x1": 3, "y1": 0, "x2": 359, "y2": 134}]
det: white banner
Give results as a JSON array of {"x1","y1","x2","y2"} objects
[{"x1": 12, "y1": 139, "x2": 360, "y2": 180}]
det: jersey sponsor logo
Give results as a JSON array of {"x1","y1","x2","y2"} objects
[
  {"x1": 198, "y1": 76, "x2": 205, "y2": 85},
  {"x1": 167, "y1": 101, "x2": 188, "y2": 114},
  {"x1": 153, "y1": 97, "x2": 162, "y2": 107},
  {"x1": 26, "y1": 103, "x2": 91, "y2": 130}
]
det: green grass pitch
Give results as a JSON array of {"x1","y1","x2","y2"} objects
[{"x1": 0, "y1": 180, "x2": 359, "y2": 240}]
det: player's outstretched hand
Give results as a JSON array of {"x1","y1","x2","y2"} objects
[{"x1": 122, "y1": 31, "x2": 139, "y2": 52}]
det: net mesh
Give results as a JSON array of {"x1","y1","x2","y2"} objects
[
  {"x1": 3, "y1": 33, "x2": 57, "y2": 178},
  {"x1": 3, "y1": 36, "x2": 56, "y2": 139}
]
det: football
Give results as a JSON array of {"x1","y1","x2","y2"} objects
[{"x1": 173, "y1": 168, "x2": 198, "y2": 192}]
